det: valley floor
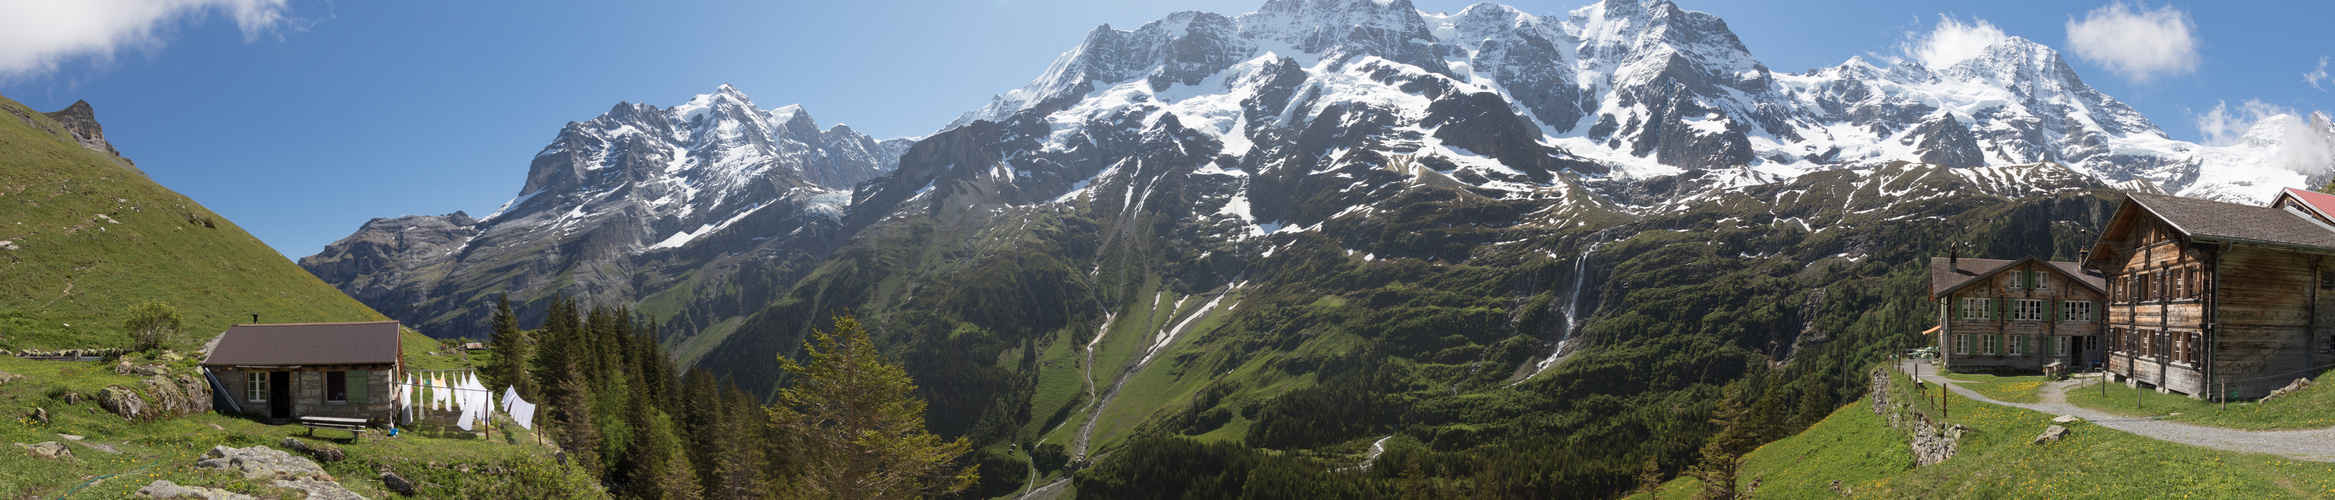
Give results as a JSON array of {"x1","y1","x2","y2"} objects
[{"x1": 1900, "y1": 359, "x2": 2335, "y2": 462}]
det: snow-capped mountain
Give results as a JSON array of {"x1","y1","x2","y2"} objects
[
  {"x1": 303, "y1": 85, "x2": 910, "y2": 333},
  {"x1": 947, "y1": 0, "x2": 2331, "y2": 208}
]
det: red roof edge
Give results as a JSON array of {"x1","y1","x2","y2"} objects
[{"x1": 2283, "y1": 188, "x2": 2335, "y2": 218}]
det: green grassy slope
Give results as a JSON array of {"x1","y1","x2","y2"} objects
[
  {"x1": 0, "y1": 95, "x2": 386, "y2": 351},
  {"x1": 1635, "y1": 368, "x2": 2335, "y2": 499},
  {"x1": 0, "y1": 355, "x2": 596, "y2": 498},
  {"x1": 2066, "y1": 371, "x2": 2335, "y2": 431}
]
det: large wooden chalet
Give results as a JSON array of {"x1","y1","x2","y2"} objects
[
  {"x1": 2080, "y1": 190, "x2": 2335, "y2": 398},
  {"x1": 202, "y1": 321, "x2": 404, "y2": 424},
  {"x1": 1930, "y1": 255, "x2": 2107, "y2": 372}
]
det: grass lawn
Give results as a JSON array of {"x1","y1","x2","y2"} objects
[
  {"x1": 1634, "y1": 366, "x2": 2335, "y2": 499},
  {"x1": 2066, "y1": 375, "x2": 2335, "y2": 431},
  {"x1": 1935, "y1": 371, "x2": 2052, "y2": 404},
  {"x1": 0, "y1": 355, "x2": 596, "y2": 498}
]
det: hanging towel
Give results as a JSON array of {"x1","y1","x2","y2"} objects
[
  {"x1": 504, "y1": 388, "x2": 537, "y2": 430},
  {"x1": 403, "y1": 374, "x2": 416, "y2": 421}
]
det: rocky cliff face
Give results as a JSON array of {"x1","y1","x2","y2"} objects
[
  {"x1": 303, "y1": 86, "x2": 906, "y2": 337},
  {"x1": 316, "y1": 0, "x2": 2334, "y2": 363}
]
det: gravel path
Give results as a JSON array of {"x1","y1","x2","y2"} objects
[{"x1": 1899, "y1": 359, "x2": 2335, "y2": 462}]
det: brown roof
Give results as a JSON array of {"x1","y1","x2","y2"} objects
[
  {"x1": 1929, "y1": 257, "x2": 2104, "y2": 300},
  {"x1": 2128, "y1": 192, "x2": 2335, "y2": 252},
  {"x1": 203, "y1": 321, "x2": 402, "y2": 366}
]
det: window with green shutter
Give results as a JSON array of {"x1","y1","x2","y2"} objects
[{"x1": 347, "y1": 370, "x2": 368, "y2": 404}]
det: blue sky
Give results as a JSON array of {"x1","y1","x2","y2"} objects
[{"x1": 2, "y1": 0, "x2": 2329, "y2": 259}]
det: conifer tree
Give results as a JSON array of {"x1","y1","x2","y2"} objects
[
  {"x1": 553, "y1": 373, "x2": 604, "y2": 477},
  {"x1": 1636, "y1": 455, "x2": 1665, "y2": 497},
  {"x1": 533, "y1": 297, "x2": 578, "y2": 401},
  {"x1": 1691, "y1": 385, "x2": 1751, "y2": 500},
  {"x1": 771, "y1": 314, "x2": 976, "y2": 499},
  {"x1": 488, "y1": 294, "x2": 533, "y2": 399}
]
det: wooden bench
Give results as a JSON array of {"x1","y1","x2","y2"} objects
[{"x1": 296, "y1": 416, "x2": 373, "y2": 440}]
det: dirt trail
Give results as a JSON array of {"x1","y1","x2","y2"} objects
[{"x1": 1900, "y1": 359, "x2": 2335, "y2": 462}]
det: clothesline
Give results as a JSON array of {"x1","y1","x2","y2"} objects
[{"x1": 390, "y1": 383, "x2": 497, "y2": 393}]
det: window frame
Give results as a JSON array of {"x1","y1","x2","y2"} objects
[
  {"x1": 247, "y1": 372, "x2": 267, "y2": 403},
  {"x1": 326, "y1": 370, "x2": 347, "y2": 403},
  {"x1": 1956, "y1": 334, "x2": 1971, "y2": 355},
  {"x1": 2061, "y1": 300, "x2": 2094, "y2": 322},
  {"x1": 1982, "y1": 334, "x2": 1999, "y2": 355},
  {"x1": 2013, "y1": 299, "x2": 2047, "y2": 322},
  {"x1": 2008, "y1": 334, "x2": 2026, "y2": 356},
  {"x1": 1961, "y1": 297, "x2": 1991, "y2": 320}
]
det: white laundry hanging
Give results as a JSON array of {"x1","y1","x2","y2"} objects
[
  {"x1": 403, "y1": 374, "x2": 416, "y2": 421},
  {"x1": 502, "y1": 386, "x2": 537, "y2": 430}
]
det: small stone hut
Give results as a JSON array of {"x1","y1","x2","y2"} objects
[{"x1": 202, "y1": 321, "x2": 403, "y2": 424}]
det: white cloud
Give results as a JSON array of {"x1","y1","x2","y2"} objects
[
  {"x1": 1898, "y1": 15, "x2": 2009, "y2": 69},
  {"x1": 2195, "y1": 100, "x2": 2335, "y2": 176},
  {"x1": 2308, "y1": 56, "x2": 2330, "y2": 92},
  {"x1": 2064, "y1": 1, "x2": 2200, "y2": 84},
  {"x1": 0, "y1": 0, "x2": 297, "y2": 81}
]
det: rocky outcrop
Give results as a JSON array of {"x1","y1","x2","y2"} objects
[
  {"x1": 91, "y1": 362, "x2": 210, "y2": 420},
  {"x1": 136, "y1": 480, "x2": 256, "y2": 500},
  {"x1": 99, "y1": 385, "x2": 148, "y2": 420},
  {"x1": 2032, "y1": 424, "x2": 2070, "y2": 444},
  {"x1": 196, "y1": 445, "x2": 368, "y2": 499},
  {"x1": 281, "y1": 437, "x2": 346, "y2": 463},
  {"x1": 13, "y1": 441, "x2": 73, "y2": 460}
]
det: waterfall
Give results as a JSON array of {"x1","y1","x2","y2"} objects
[{"x1": 1524, "y1": 240, "x2": 1602, "y2": 381}]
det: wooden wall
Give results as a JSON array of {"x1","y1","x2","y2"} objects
[
  {"x1": 1938, "y1": 260, "x2": 2105, "y2": 372},
  {"x1": 2100, "y1": 215, "x2": 2334, "y2": 398}
]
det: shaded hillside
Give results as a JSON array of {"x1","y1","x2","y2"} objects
[
  {"x1": 699, "y1": 152, "x2": 2119, "y2": 496},
  {"x1": 0, "y1": 95, "x2": 386, "y2": 350}
]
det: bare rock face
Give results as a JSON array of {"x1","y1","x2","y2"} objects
[
  {"x1": 14, "y1": 441, "x2": 73, "y2": 460},
  {"x1": 143, "y1": 376, "x2": 192, "y2": 417},
  {"x1": 195, "y1": 445, "x2": 369, "y2": 499},
  {"x1": 0, "y1": 370, "x2": 24, "y2": 385},
  {"x1": 199, "y1": 445, "x2": 328, "y2": 479},
  {"x1": 180, "y1": 374, "x2": 214, "y2": 414},
  {"x1": 28, "y1": 407, "x2": 48, "y2": 424},
  {"x1": 40, "y1": 101, "x2": 124, "y2": 159},
  {"x1": 98, "y1": 386, "x2": 147, "y2": 420},
  {"x1": 136, "y1": 479, "x2": 256, "y2": 500}
]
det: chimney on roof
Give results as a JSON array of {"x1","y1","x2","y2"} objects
[
  {"x1": 2078, "y1": 249, "x2": 2090, "y2": 263},
  {"x1": 251, "y1": 313, "x2": 259, "y2": 324},
  {"x1": 1949, "y1": 246, "x2": 1959, "y2": 268}
]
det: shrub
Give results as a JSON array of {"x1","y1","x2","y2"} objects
[{"x1": 123, "y1": 300, "x2": 181, "y2": 352}]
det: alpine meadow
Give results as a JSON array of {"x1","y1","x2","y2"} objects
[{"x1": 7, "y1": 0, "x2": 2335, "y2": 498}]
